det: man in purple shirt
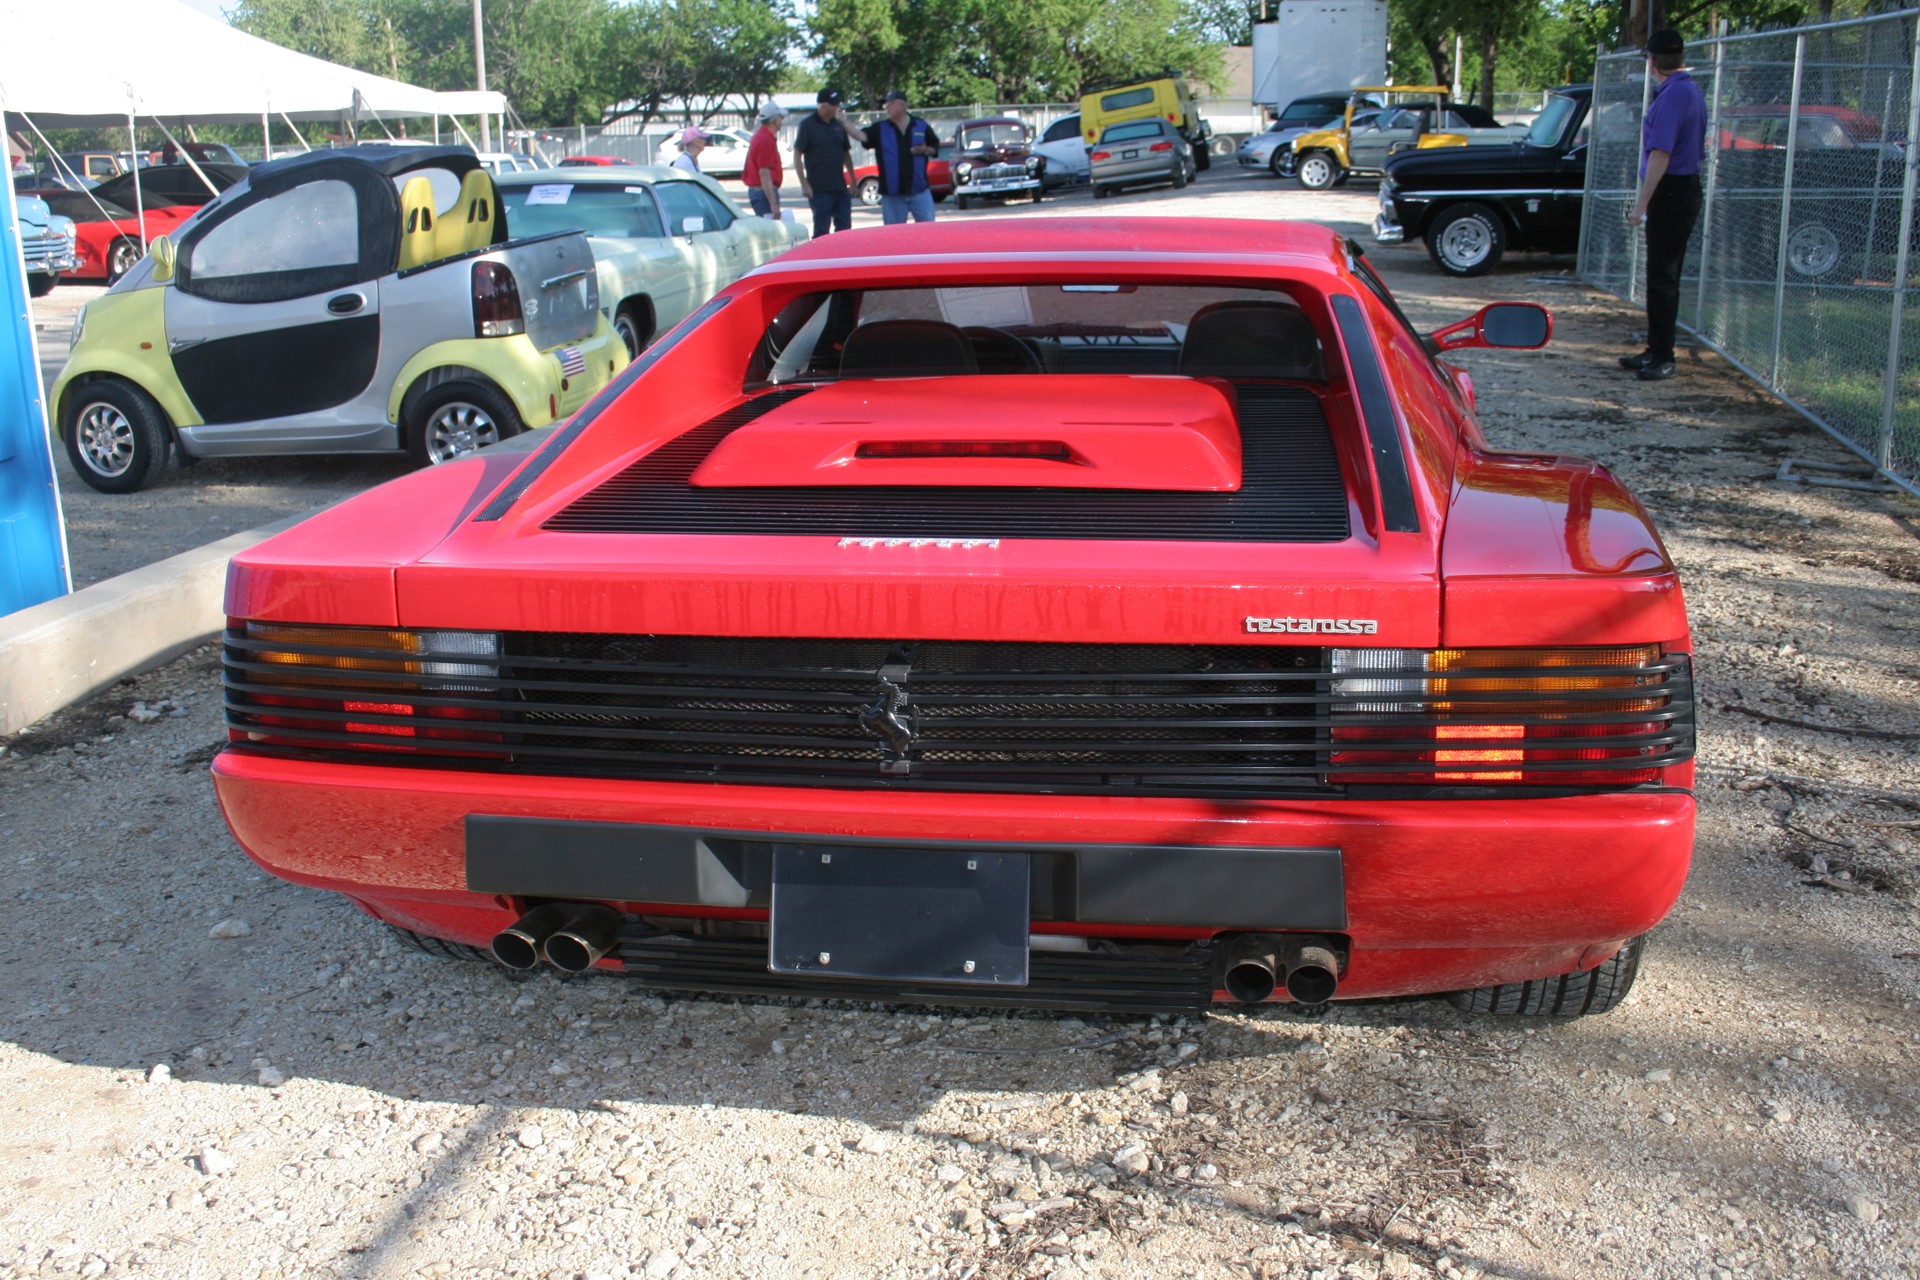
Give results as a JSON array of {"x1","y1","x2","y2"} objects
[{"x1": 1620, "y1": 29, "x2": 1708, "y2": 381}]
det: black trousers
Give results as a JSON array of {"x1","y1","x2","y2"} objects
[{"x1": 1644, "y1": 173, "x2": 1702, "y2": 362}]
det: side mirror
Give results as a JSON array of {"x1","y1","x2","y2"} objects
[
  {"x1": 1429, "y1": 302, "x2": 1551, "y2": 351},
  {"x1": 148, "y1": 235, "x2": 175, "y2": 282}
]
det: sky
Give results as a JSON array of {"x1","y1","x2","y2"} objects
[{"x1": 178, "y1": 0, "x2": 229, "y2": 20}]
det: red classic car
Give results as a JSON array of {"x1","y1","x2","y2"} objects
[
  {"x1": 25, "y1": 163, "x2": 243, "y2": 282},
  {"x1": 853, "y1": 143, "x2": 955, "y2": 206},
  {"x1": 213, "y1": 219, "x2": 1695, "y2": 1017}
]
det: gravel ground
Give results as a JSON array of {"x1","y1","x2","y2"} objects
[{"x1": 6, "y1": 169, "x2": 1919, "y2": 1280}]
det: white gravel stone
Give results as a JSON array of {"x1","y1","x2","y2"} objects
[
  {"x1": 1643, "y1": 1068, "x2": 1673, "y2": 1083},
  {"x1": 854, "y1": 1132, "x2": 893, "y2": 1155},
  {"x1": 197, "y1": 1148, "x2": 234, "y2": 1176},
  {"x1": 644, "y1": 1248, "x2": 681, "y2": 1276},
  {"x1": 1844, "y1": 1196, "x2": 1881, "y2": 1223},
  {"x1": 516, "y1": 1125, "x2": 545, "y2": 1150},
  {"x1": 1112, "y1": 1145, "x2": 1150, "y2": 1176},
  {"x1": 145, "y1": 1063, "x2": 171, "y2": 1086},
  {"x1": 207, "y1": 918, "x2": 252, "y2": 939},
  {"x1": 935, "y1": 1163, "x2": 965, "y2": 1184},
  {"x1": 256, "y1": 1066, "x2": 287, "y2": 1088}
]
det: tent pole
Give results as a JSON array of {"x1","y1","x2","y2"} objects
[
  {"x1": 262, "y1": 109, "x2": 271, "y2": 161},
  {"x1": 127, "y1": 112, "x2": 146, "y2": 247},
  {"x1": 278, "y1": 113, "x2": 311, "y2": 153}
]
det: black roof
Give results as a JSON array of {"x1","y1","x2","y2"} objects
[{"x1": 247, "y1": 143, "x2": 480, "y2": 183}]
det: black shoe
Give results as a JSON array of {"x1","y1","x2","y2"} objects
[
  {"x1": 1636, "y1": 360, "x2": 1678, "y2": 381},
  {"x1": 1618, "y1": 351, "x2": 1654, "y2": 371}
]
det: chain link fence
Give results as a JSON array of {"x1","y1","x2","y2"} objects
[{"x1": 1580, "y1": 10, "x2": 1920, "y2": 496}]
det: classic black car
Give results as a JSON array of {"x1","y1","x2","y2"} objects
[
  {"x1": 951, "y1": 117, "x2": 1045, "y2": 208},
  {"x1": 1375, "y1": 85, "x2": 1590, "y2": 275}
]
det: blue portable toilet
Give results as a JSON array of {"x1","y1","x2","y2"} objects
[{"x1": 0, "y1": 186, "x2": 71, "y2": 615}]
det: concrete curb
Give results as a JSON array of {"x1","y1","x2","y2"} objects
[{"x1": 0, "y1": 517, "x2": 301, "y2": 736}]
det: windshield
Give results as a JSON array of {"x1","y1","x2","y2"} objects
[
  {"x1": 499, "y1": 182, "x2": 666, "y2": 239},
  {"x1": 960, "y1": 123, "x2": 1028, "y2": 147},
  {"x1": 1526, "y1": 94, "x2": 1582, "y2": 148},
  {"x1": 1277, "y1": 101, "x2": 1342, "y2": 126}
]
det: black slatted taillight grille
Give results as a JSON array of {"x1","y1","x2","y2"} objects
[
  {"x1": 541, "y1": 384, "x2": 1351, "y2": 543},
  {"x1": 225, "y1": 630, "x2": 1694, "y2": 797}
]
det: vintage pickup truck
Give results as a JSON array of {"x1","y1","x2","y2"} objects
[{"x1": 17, "y1": 193, "x2": 81, "y2": 297}]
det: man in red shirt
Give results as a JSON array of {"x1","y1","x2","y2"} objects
[{"x1": 743, "y1": 102, "x2": 787, "y2": 220}]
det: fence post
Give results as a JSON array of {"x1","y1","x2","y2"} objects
[
  {"x1": 1628, "y1": 52, "x2": 1655, "y2": 303},
  {"x1": 1769, "y1": 33, "x2": 1807, "y2": 387},
  {"x1": 1876, "y1": 18, "x2": 1920, "y2": 472},
  {"x1": 1695, "y1": 33, "x2": 1725, "y2": 326}
]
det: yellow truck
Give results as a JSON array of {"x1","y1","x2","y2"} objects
[
  {"x1": 1079, "y1": 75, "x2": 1214, "y2": 172},
  {"x1": 1287, "y1": 86, "x2": 1522, "y2": 189}
]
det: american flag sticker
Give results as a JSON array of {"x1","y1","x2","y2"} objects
[{"x1": 559, "y1": 346, "x2": 587, "y2": 377}]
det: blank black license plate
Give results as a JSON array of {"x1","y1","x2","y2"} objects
[
  {"x1": 769, "y1": 845, "x2": 1029, "y2": 986},
  {"x1": 1122, "y1": 149, "x2": 1139, "y2": 159}
]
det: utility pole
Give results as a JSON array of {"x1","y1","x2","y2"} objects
[{"x1": 472, "y1": 0, "x2": 491, "y2": 151}]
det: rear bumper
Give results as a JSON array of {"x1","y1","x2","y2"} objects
[{"x1": 214, "y1": 751, "x2": 1695, "y2": 1003}]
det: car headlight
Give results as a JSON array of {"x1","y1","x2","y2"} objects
[
  {"x1": 954, "y1": 162, "x2": 973, "y2": 184},
  {"x1": 1024, "y1": 156, "x2": 1040, "y2": 173}
]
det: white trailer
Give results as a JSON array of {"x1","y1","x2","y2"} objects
[{"x1": 1250, "y1": 0, "x2": 1390, "y2": 110}]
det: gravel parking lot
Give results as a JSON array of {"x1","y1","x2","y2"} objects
[{"x1": 6, "y1": 167, "x2": 1919, "y2": 1280}]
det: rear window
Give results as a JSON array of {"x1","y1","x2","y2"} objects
[
  {"x1": 1277, "y1": 99, "x2": 1344, "y2": 126},
  {"x1": 1099, "y1": 121, "x2": 1169, "y2": 144},
  {"x1": 1100, "y1": 87, "x2": 1156, "y2": 112},
  {"x1": 500, "y1": 183, "x2": 666, "y2": 238},
  {"x1": 747, "y1": 283, "x2": 1330, "y2": 387}
]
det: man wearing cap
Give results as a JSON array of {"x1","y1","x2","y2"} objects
[
  {"x1": 671, "y1": 127, "x2": 709, "y2": 174},
  {"x1": 744, "y1": 102, "x2": 787, "y2": 220},
  {"x1": 794, "y1": 89, "x2": 858, "y2": 236},
  {"x1": 1621, "y1": 29, "x2": 1707, "y2": 382},
  {"x1": 844, "y1": 90, "x2": 941, "y2": 225}
]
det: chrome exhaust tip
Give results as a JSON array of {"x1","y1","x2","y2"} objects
[
  {"x1": 1283, "y1": 938, "x2": 1340, "y2": 1005},
  {"x1": 544, "y1": 905, "x2": 623, "y2": 973},
  {"x1": 490, "y1": 903, "x2": 574, "y2": 970},
  {"x1": 1220, "y1": 934, "x2": 1282, "y2": 1004}
]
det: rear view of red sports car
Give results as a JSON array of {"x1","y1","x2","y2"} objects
[{"x1": 213, "y1": 219, "x2": 1694, "y2": 1018}]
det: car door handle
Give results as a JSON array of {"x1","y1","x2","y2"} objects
[
  {"x1": 327, "y1": 293, "x2": 366, "y2": 315},
  {"x1": 541, "y1": 268, "x2": 590, "y2": 288}
]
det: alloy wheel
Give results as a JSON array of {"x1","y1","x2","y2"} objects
[
  {"x1": 73, "y1": 400, "x2": 136, "y2": 478},
  {"x1": 422, "y1": 400, "x2": 502, "y2": 464}
]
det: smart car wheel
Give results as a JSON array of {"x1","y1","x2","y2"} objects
[
  {"x1": 1448, "y1": 935, "x2": 1646, "y2": 1018},
  {"x1": 1786, "y1": 223, "x2": 1842, "y2": 279},
  {"x1": 106, "y1": 237, "x2": 143, "y2": 284},
  {"x1": 857, "y1": 176, "x2": 881, "y2": 206},
  {"x1": 406, "y1": 380, "x2": 524, "y2": 468},
  {"x1": 64, "y1": 379, "x2": 170, "y2": 494},
  {"x1": 1428, "y1": 203, "x2": 1507, "y2": 277},
  {"x1": 1296, "y1": 152, "x2": 1337, "y2": 190}
]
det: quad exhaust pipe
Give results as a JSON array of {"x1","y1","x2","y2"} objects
[
  {"x1": 491, "y1": 903, "x2": 623, "y2": 973},
  {"x1": 1220, "y1": 933, "x2": 1341, "y2": 1005}
]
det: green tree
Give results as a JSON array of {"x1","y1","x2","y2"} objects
[{"x1": 228, "y1": 0, "x2": 387, "y2": 73}]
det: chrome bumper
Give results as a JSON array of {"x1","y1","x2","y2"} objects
[
  {"x1": 1373, "y1": 214, "x2": 1405, "y2": 244},
  {"x1": 23, "y1": 236, "x2": 81, "y2": 275}
]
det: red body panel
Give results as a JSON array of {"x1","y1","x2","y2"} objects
[
  {"x1": 213, "y1": 752, "x2": 1692, "y2": 1000},
  {"x1": 215, "y1": 219, "x2": 1696, "y2": 1008}
]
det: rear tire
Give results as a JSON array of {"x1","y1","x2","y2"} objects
[
  {"x1": 1193, "y1": 144, "x2": 1211, "y2": 172},
  {"x1": 28, "y1": 273, "x2": 57, "y2": 298},
  {"x1": 1785, "y1": 222, "x2": 1842, "y2": 279},
  {"x1": 613, "y1": 303, "x2": 653, "y2": 359},
  {"x1": 63, "y1": 379, "x2": 170, "y2": 493},
  {"x1": 1448, "y1": 935, "x2": 1647, "y2": 1018},
  {"x1": 405, "y1": 379, "x2": 524, "y2": 468},
  {"x1": 1171, "y1": 161, "x2": 1187, "y2": 190},
  {"x1": 1090, "y1": 184, "x2": 1107, "y2": 200},
  {"x1": 1427, "y1": 203, "x2": 1506, "y2": 276},
  {"x1": 107, "y1": 237, "x2": 143, "y2": 283},
  {"x1": 857, "y1": 176, "x2": 880, "y2": 206},
  {"x1": 955, "y1": 194, "x2": 972, "y2": 210},
  {"x1": 1296, "y1": 152, "x2": 1338, "y2": 190}
]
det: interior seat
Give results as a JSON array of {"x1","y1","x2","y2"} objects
[
  {"x1": 1178, "y1": 300, "x2": 1326, "y2": 382},
  {"x1": 396, "y1": 175, "x2": 438, "y2": 270},
  {"x1": 435, "y1": 168, "x2": 498, "y2": 259},
  {"x1": 963, "y1": 326, "x2": 1043, "y2": 373},
  {"x1": 839, "y1": 319, "x2": 980, "y2": 378}
]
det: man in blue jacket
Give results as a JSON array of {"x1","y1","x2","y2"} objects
[
  {"x1": 847, "y1": 90, "x2": 941, "y2": 225},
  {"x1": 1621, "y1": 29, "x2": 1707, "y2": 382}
]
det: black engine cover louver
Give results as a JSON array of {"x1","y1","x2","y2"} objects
[{"x1": 542, "y1": 384, "x2": 1351, "y2": 542}]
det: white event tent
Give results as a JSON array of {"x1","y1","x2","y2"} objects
[{"x1": 0, "y1": 0, "x2": 504, "y2": 139}]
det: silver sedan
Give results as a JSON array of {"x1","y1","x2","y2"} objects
[
  {"x1": 1236, "y1": 110, "x2": 1383, "y2": 178},
  {"x1": 1089, "y1": 119, "x2": 1196, "y2": 199}
]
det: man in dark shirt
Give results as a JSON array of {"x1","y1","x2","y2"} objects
[
  {"x1": 792, "y1": 88, "x2": 856, "y2": 237},
  {"x1": 1621, "y1": 29, "x2": 1707, "y2": 381},
  {"x1": 844, "y1": 89, "x2": 940, "y2": 225}
]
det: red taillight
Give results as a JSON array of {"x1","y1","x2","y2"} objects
[
  {"x1": 856, "y1": 440, "x2": 1073, "y2": 460},
  {"x1": 1332, "y1": 720, "x2": 1668, "y2": 786},
  {"x1": 1149, "y1": 141, "x2": 1173, "y2": 152},
  {"x1": 1090, "y1": 150, "x2": 1110, "y2": 162},
  {"x1": 471, "y1": 261, "x2": 525, "y2": 338}
]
